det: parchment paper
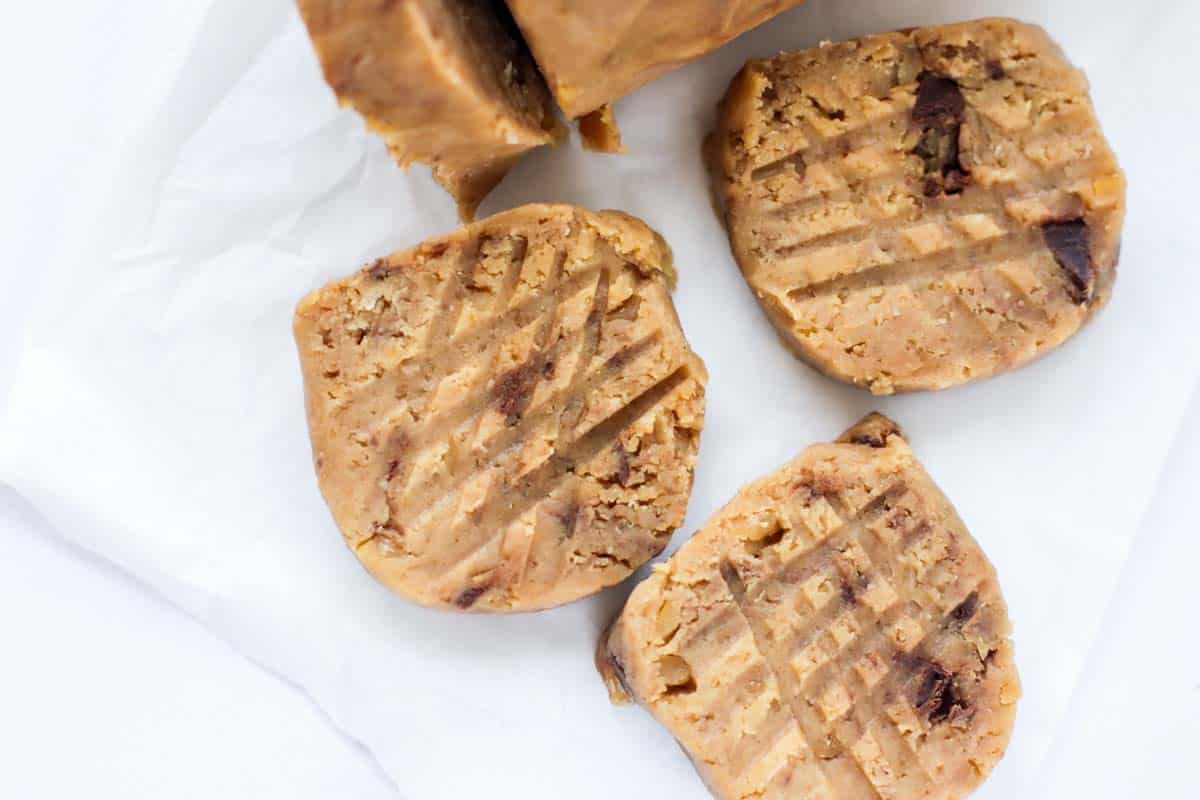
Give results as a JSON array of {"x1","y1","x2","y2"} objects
[{"x1": 3, "y1": 1, "x2": 1198, "y2": 797}]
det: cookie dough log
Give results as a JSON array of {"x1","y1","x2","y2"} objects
[
  {"x1": 709, "y1": 19, "x2": 1126, "y2": 394},
  {"x1": 298, "y1": 0, "x2": 564, "y2": 221},
  {"x1": 504, "y1": 0, "x2": 807, "y2": 151},
  {"x1": 295, "y1": 204, "x2": 708, "y2": 612},
  {"x1": 599, "y1": 414, "x2": 1019, "y2": 800}
]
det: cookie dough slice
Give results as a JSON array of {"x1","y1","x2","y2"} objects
[
  {"x1": 709, "y1": 19, "x2": 1126, "y2": 393},
  {"x1": 505, "y1": 0, "x2": 807, "y2": 150},
  {"x1": 295, "y1": 204, "x2": 707, "y2": 612},
  {"x1": 599, "y1": 414, "x2": 1018, "y2": 800},
  {"x1": 298, "y1": 0, "x2": 564, "y2": 220}
]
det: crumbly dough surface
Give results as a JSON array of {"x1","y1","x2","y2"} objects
[
  {"x1": 295, "y1": 204, "x2": 707, "y2": 612},
  {"x1": 505, "y1": 0, "x2": 806, "y2": 120},
  {"x1": 599, "y1": 414, "x2": 1019, "y2": 800},
  {"x1": 709, "y1": 18, "x2": 1126, "y2": 394},
  {"x1": 299, "y1": 0, "x2": 563, "y2": 221}
]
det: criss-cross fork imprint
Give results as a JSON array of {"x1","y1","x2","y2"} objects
[
  {"x1": 709, "y1": 18, "x2": 1125, "y2": 394},
  {"x1": 295, "y1": 205, "x2": 707, "y2": 612},
  {"x1": 600, "y1": 414, "x2": 1019, "y2": 800}
]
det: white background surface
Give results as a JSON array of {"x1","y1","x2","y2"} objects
[{"x1": 1, "y1": 1, "x2": 1197, "y2": 797}]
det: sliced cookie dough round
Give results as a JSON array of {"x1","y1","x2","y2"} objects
[
  {"x1": 505, "y1": 0, "x2": 807, "y2": 151},
  {"x1": 709, "y1": 18, "x2": 1126, "y2": 394},
  {"x1": 298, "y1": 0, "x2": 564, "y2": 221},
  {"x1": 295, "y1": 204, "x2": 708, "y2": 612},
  {"x1": 599, "y1": 414, "x2": 1019, "y2": 800}
]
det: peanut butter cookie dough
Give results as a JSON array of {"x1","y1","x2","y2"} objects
[
  {"x1": 298, "y1": 0, "x2": 563, "y2": 221},
  {"x1": 505, "y1": 0, "x2": 807, "y2": 149},
  {"x1": 599, "y1": 414, "x2": 1018, "y2": 800},
  {"x1": 709, "y1": 19, "x2": 1126, "y2": 394},
  {"x1": 295, "y1": 205, "x2": 707, "y2": 612}
]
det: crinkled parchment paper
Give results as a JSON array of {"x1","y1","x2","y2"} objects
[{"x1": 3, "y1": 1, "x2": 1198, "y2": 797}]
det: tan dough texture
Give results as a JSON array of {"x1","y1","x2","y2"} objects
[
  {"x1": 298, "y1": 0, "x2": 563, "y2": 221},
  {"x1": 709, "y1": 18, "x2": 1126, "y2": 394},
  {"x1": 505, "y1": 0, "x2": 807, "y2": 120},
  {"x1": 295, "y1": 204, "x2": 708, "y2": 612},
  {"x1": 599, "y1": 414, "x2": 1019, "y2": 800}
]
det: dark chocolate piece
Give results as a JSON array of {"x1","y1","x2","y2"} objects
[
  {"x1": 840, "y1": 580, "x2": 858, "y2": 604},
  {"x1": 454, "y1": 585, "x2": 487, "y2": 609},
  {"x1": 849, "y1": 423, "x2": 900, "y2": 448},
  {"x1": 908, "y1": 657, "x2": 968, "y2": 725},
  {"x1": 494, "y1": 361, "x2": 542, "y2": 425},
  {"x1": 950, "y1": 591, "x2": 980, "y2": 626},
  {"x1": 1042, "y1": 219, "x2": 1094, "y2": 302},
  {"x1": 912, "y1": 74, "x2": 970, "y2": 196},
  {"x1": 913, "y1": 74, "x2": 966, "y2": 127}
]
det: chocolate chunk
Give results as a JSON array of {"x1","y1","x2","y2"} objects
[
  {"x1": 840, "y1": 581, "x2": 857, "y2": 604},
  {"x1": 453, "y1": 585, "x2": 487, "y2": 609},
  {"x1": 911, "y1": 660, "x2": 949, "y2": 711},
  {"x1": 945, "y1": 168, "x2": 970, "y2": 192},
  {"x1": 907, "y1": 657, "x2": 968, "y2": 724},
  {"x1": 913, "y1": 74, "x2": 966, "y2": 127},
  {"x1": 950, "y1": 591, "x2": 980, "y2": 626},
  {"x1": 494, "y1": 361, "x2": 541, "y2": 425},
  {"x1": 923, "y1": 167, "x2": 969, "y2": 197},
  {"x1": 850, "y1": 427, "x2": 900, "y2": 449},
  {"x1": 986, "y1": 60, "x2": 1006, "y2": 80},
  {"x1": 912, "y1": 74, "x2": 970, "y2": 197},
  {"x1": 850, "y1": 434, "x2": 884, "y2": 447},
  {"x1": 1041, "y1": 219, "x2": 1094, "y2": 302},
  {"x1": 841, "y1": 414, "x2": 903, "y2": 448}
]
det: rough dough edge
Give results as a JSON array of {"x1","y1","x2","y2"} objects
[{"x1": 295, "y1": 203, "x2": 678, "y2": 324}]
